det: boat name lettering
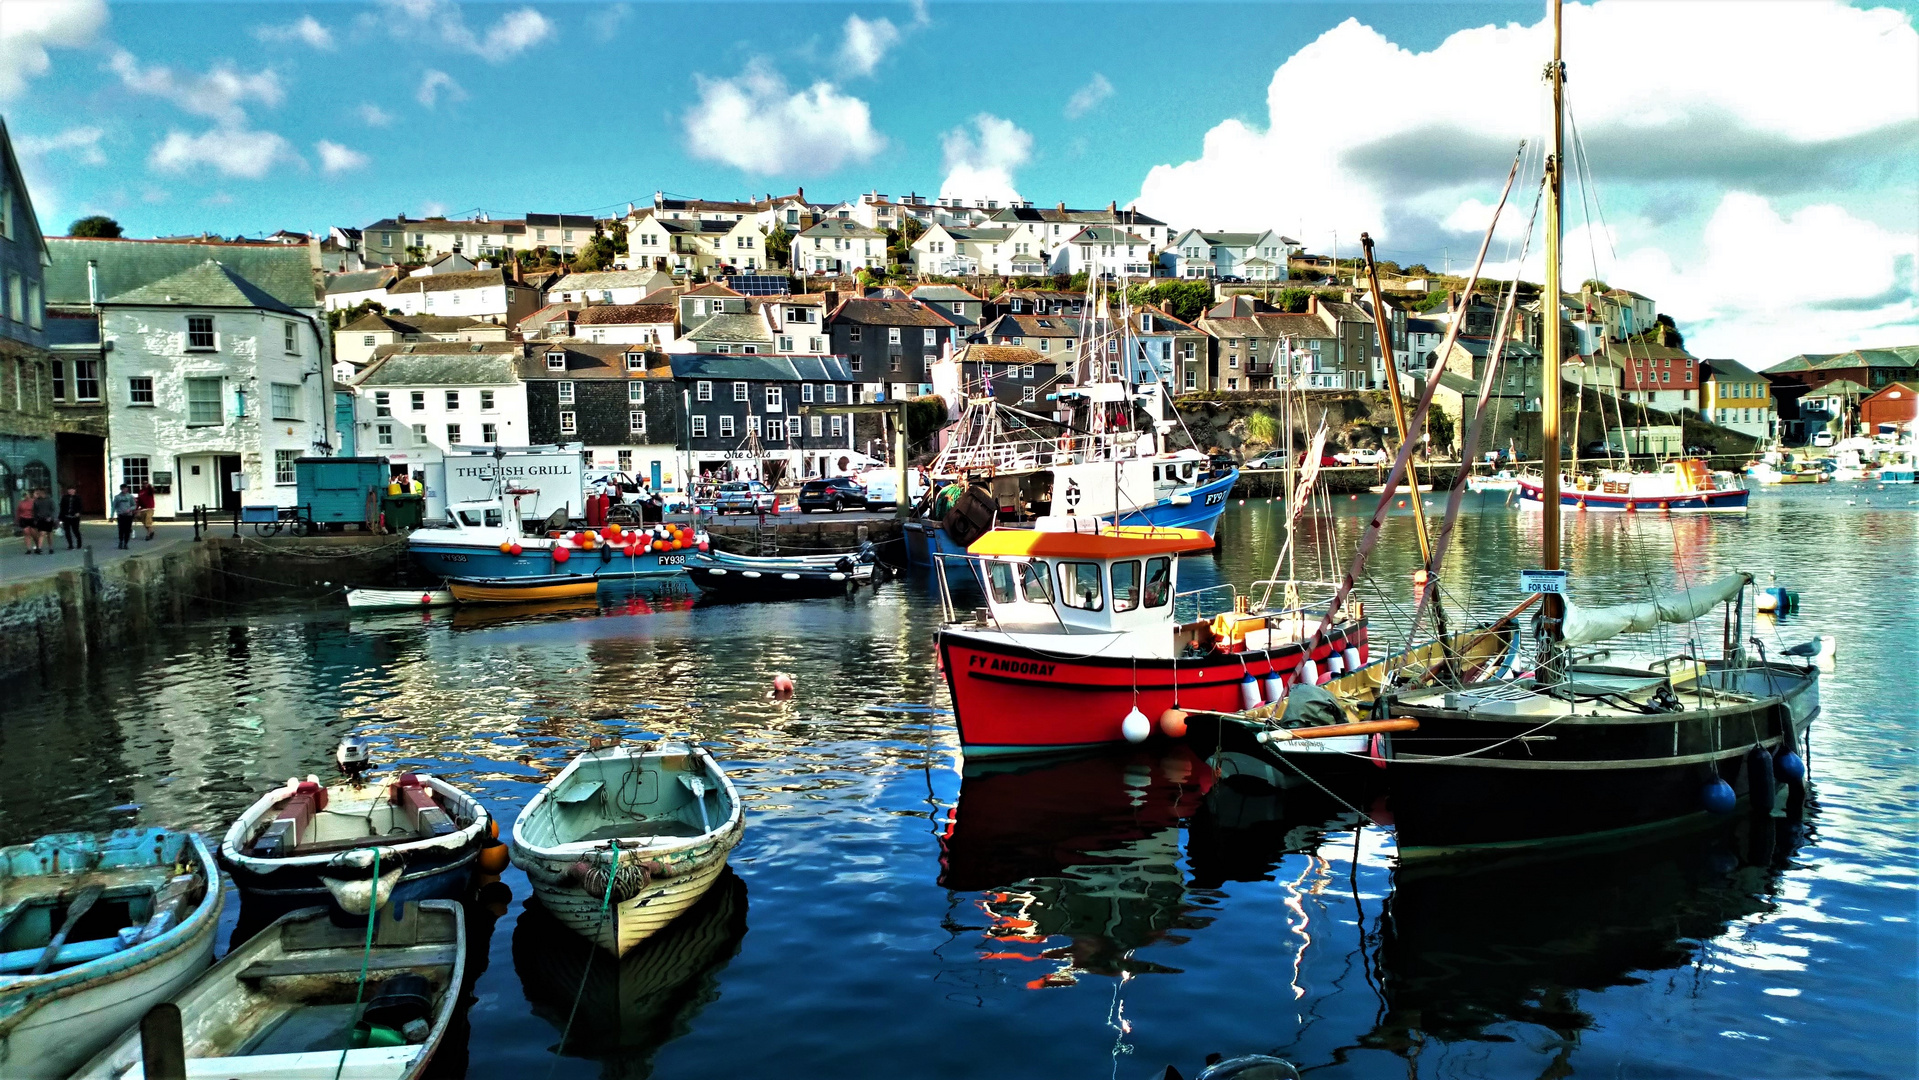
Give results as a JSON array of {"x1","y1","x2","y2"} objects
[
  {"x1": 442, "y1": 554, "x2": 468, "y2": 562},
  {"x1": 1204, "y1": 492, "x2": 1226, "y2": 505},
  {"x1": 968, "y1": 656, "x2": 1056, "y2": 677},
  {"x1": 658, "y1": 555, "x2": 686, "y2": 565}
]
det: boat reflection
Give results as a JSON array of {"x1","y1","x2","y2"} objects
[
  {"x1": 448, "y1": 597, "x2": 601, "y2": 630},
  {"x1": 1367, "y1": 815, "x2": 1804, "y2": 1052},
  {"x1": 513, "y1": 869, "x2": 749, "y2": 1079}
]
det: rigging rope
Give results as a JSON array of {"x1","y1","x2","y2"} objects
[{"x1": 331, "y1": 846, "x2": 380, "y2": 1080}]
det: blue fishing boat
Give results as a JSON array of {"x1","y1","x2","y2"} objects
[
  {"x1": 0, "y1": 829, "x2": 222, "y2": 1079},
  {"x1": 408, "y1": 498, "x2": 707, "y2": 581}
]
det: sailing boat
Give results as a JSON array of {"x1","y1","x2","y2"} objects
[{"x1": 1370, "y1": 0, "x2": 1820, "y2": 857}]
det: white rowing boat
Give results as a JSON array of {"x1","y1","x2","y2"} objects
[
  {"x1": 511, "y1": 742, "x2": 743, "y2": 956},
  {"x1": 345, "y1": 588, "x2": 454, "y2": 610}
]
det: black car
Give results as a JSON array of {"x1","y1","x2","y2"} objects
[{"x1": 797, "y1": 476, "x2": 866, "y2": 513}]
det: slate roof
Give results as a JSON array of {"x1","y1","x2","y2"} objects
[
  {"x1": 342, "y1": 312, "x2": 495, "y2": 335},
  {"x1": 800, "y1": 219, "x2": 887, "y2": 240},
  {"x1": 1136, "y1": 306, "x2": 1200, "y2": 334},
  {"x1": 518, "y1": 303, "x2": 581, "y2": 330},
  {"x1": 1700, "y1": 358, "x2": 1766, "y2": 384},
  {"x1": 682, "y1": 312, "x2": 774, "y2": 344},
  {"x1": 385, "y1": 268, "x2": 512, "y2": 295},
  {"x1": 577, "y1": 304, "x2": 677, "y2": 326},
  {"x1": 830, "y1": 298, "x2": 957, "y2": 328},
  {"x1": 1771, "y1": 346, "x2": 1919, "y2": 373},
  {"x1": 362, "y1": 217, "x2": 528, "y2": 235},
  {"x1": 912, "y1": 285, "x2": 982, "y2": 302},
  {"x1": 1199, "y1": 313, "x2": 1334, "y2": 341},
  {"x1": 547, "y1": 269, "x2": 672, "y2": 292},
  {"x1": 988, "y1": 206, "x2": 1168, "y2": 227},
  {"x1": 937, "y1": 227, "x2": 1015, "y2": 243},
  {"x1": 518, "y1": 343, "x2": 667, "y2": 379},
  {"x1": 1595, "y1": 341, "x2": 1694, "y2": 363},
  {"x1": 666, "y1": 354, "x2": 857, "y2": 382},
  {"x1": 46, "y1": 239, "x2": 318, "y2": 309},
  {"x1": 981, "y1": 314, "x2": 1084, "y2": 339},
  {"x1": 324, "y1": 270, "x2": 397, "y2": 295},
  {"x1": 1809, "y1": 378, "x2": 1872, "y2": 396},
  {"x1": 955, "y1": 344, "x2": 1048, "y2": 366},
  {"x1": 105, "y1": 260, "x2": 301, "y2": 314},
  {"x1": 354, "y1": 344, "x2": 524, "y2": 387},
  {"x1": 1064, "y1": 226, "x2": 1148, "y2": 245}
]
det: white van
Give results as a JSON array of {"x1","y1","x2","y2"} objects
[{"x1": 856, "y1": 469, "x2": 927, "y2": 510}]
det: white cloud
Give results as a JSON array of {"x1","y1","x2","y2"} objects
[
  {"x1": 315, "y1": 140, "x2": 369, "y2": 175},
  {"x1": 14, "y1": 126, "x2": 107, "y2": 166},
  {"x1": 1064, "y1": 73, "x2": 1112, "y2": 120},
  {"x1": 684, "y1": 63, "x2": 884, "y2": 175},
  {"x1": 837, "y1": 14, "x2": 901, "y2": 79},
  {"x1": 416, "y1": 69, "x2": 465, "y2": 109},
  {"x1": 0, "y1": 0, "x2": 108, "y2": 100},
  {"x1": 108, "y1": 50, "x2": 284, "y2": 126},
  {"x1": 254, "y1": 15, "x2": 334, "y2": 50},
  {"x1": 150, "y1": 128, "x2": 298, "y2": 179},
  {"x1": 940, "y1": 114, "x2": 1031, "y2": 205},
  {"x1": 587, "y1": 3, "x2": 631, "y2": 41},
  {"x1": 372, "y1": 0, "x2": 552, "y2": 63},
  {"x1": 1133, "y1": 0, "x2": 1919, "y2": 366},
  {"x1": 358, "y1": 103, "x2": 395, "y2": 127}
]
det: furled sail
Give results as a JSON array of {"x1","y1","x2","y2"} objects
[{"x1": 1560, "y1": 573, "x2": 1751, "y2": 647}]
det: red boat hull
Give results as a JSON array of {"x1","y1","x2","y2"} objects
[{"x1": 937, "y1": 622, "x2": 1369, "y2": 755}]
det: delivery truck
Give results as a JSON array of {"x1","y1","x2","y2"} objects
[{"x1": 442, "y1": 446, "x2": 587, "y2": 527}]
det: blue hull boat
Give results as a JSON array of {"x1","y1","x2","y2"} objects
[
  {"x1": 905, "y1": 468, "x2": 1237, "y2": 569},
  {"x1": 409, "y1": 537, "x2": 694, "y2": 581}
]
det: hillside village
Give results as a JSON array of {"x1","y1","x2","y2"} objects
[{"x1": 4, "y1": 125, "x2": 1915, "y2": 516}]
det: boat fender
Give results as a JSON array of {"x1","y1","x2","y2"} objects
[
  {"x1": 1775, "y1": 749, "x2": 1807, "y2": 787},
  {"x1": 1746, "y1": 746, "x2": 1776, "y2": 815},
  {"x1": 1159, "y1": 709, "x2": 1188, "y2": 738},
  {"x1": 1260, "y1": 671, "x2": 1284, "y2": 704},
  {"x1": 772, "y1": 672, "x2": 796, "y2": 698},
  {"x1": 552, "y1": 546, "x2": 571, "y2": 564},
  {"x1": 1342, "y1": 646, "x2": 1363, "y2": 672},
  {"x1": 1701, "y1": 776, "x2": 1737, "y2": 815},
  {"x1": 1238, "y1": 674, "x2": 1260, "y2": 711},
  {"x1": 1300, "y1": 658, "x2": 1318, "y2": 686},
  {"x1": 1326, "y1": 651, "x2": 1345, "y2": 676},
  {"x1": 478, "y1": 838, "x2": 510, "y2": 875},
  {"x1": 578, "y1": 859, "x2": 651, "y2": 903},
  {"x1": 1122, "y1": 707, "x2": 1151, "y2": 744}
]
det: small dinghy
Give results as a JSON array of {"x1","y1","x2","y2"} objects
[
  {"x1": 345, "y1": 588, "x2": 454, "y2": 611},
  {"x1": 71, "y1": 901, "x2": 465, "y2": 1080},
  {"x1": 511, "y1": 741, "x2": 744, "y2": 956},
  {"x1": 446, "y1": 574, "x2": 599, "y2": 604},
  {"x1": 683, "y1": 544, "x2": 877, "y2": 599},
  {"x1": 0, "y1": 829, "x2": 222, "y2": 1080},
  {"x1": 221, "y1": 741, "x2": 492, "y2": 923}
]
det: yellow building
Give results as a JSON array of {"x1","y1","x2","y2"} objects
[{"x1": 1701, "y1": 359, "x2": 1775, "y2": 440}]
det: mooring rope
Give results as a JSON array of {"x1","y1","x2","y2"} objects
[
  {"x1": 549, "y1": 841, "x2": 622, "y2": 1075},
  {"x1": 331, "y1": 846, "x2": 381, "y2": 1080}
]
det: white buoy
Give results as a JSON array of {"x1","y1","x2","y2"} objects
[
  {"x1": 1300, "y1": 659, "x2": 1318, "y2": 686},
  {"x1": 1238, "y1": 674, "x2": 1261, "y2": 711},
  {"x1": 1261, "y1": 671, "x2": 1284, "y2": 703},
  {"x1": 1121, "y1": 707, "x2": 1152, "y2": 743},
  {"x1": 1326, "y1": 651, "x2": 1345, "y2": 676},
  {"x1": 1343, "y1": 646, "x2": 1363, "y2": 671}
]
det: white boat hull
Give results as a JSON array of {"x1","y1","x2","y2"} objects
[
  {"x1": 0, "y1": 928, "x2": 218, "y2": 1080},
  {"x1": 346, "y1": 588, "x2": 453, "y2": 610},
  {"x1": 522, "y1": 833, "x2": 739, "y2": 955}
]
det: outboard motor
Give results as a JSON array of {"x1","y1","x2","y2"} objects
[{"x1": 337, "y1": 737, "x2": 373, "y2": 785}]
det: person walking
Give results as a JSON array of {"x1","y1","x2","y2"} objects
[
  {"x1": 136, "y1": 482, "x2": 157, "y2": 540},
  {"x1": 58, "y1": 485, "x2": 84, "y2": 550},
  {"x1": 29, "y1": 489, "x2": 56, "y2": 554},
  {"x1": 110, "y1": 484, "x2": 138, "y2": 549},
  {"x1": 13, "y1": 491, "x2": 34, "y2": 554}
]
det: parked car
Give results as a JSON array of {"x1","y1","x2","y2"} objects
[
  {"x1": 1244, "y1": 451, "x2": 1289, "y2": 469},
  {"x1": 1811, "y1": 432, "x2": 1836, "y2": 447},
  {"x1": 714, "y1": 480, "x2": 777, "y2": 514},
  {"x1": 1335, "y1": 447, "x2": 1390, "y2": 465},
  {"x1": 797, "y1": 476, "x2": 866, "y2": 513}
]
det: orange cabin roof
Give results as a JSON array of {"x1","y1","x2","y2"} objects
[{"x1": 967, "y1": 526, "x2": 1215, "y2": 560}]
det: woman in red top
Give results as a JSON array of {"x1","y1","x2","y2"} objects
[{"x1": 136, "y1": 483, "x2": 157, "y2": 540}]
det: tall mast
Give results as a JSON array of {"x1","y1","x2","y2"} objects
[
  {"x1": 1361, "y1": 234, "x2": 1433, "y2": 568},
  {"x1": 1540, "y1": 0, "x2": 1567, "y2": 672}
]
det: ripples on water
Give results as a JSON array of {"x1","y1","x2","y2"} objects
[{"x1": 2, "y1": 486, "x2": 1913, "y2": 1078}]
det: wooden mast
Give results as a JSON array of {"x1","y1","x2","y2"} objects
[
  {"x1": 1540, "y1": 0, "x2": 1567, "y2": 677},
  {"x1": 1360, "y1": 235, "x2": 1433, "y2": 566}
]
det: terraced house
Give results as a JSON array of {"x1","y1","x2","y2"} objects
[
  {"x1": 0, "y1": 118, "x2": 53, "y2": 518},
  {"x1": 827, "y1": 297, "x2": 960, "y2": 402}
]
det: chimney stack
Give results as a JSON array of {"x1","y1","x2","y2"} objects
[
  {"x1": 1056, "y1": 202, "x2": 1067, "y2": 212},
  {"x1": 1107, "y1": 201, "x2": 1117, "y2": 213}
]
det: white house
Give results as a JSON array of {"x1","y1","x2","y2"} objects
[
  {"x1": 544, "y1": 268, "x2": 675, "y2": 306},
  {"x1": 1166, "y1": 230, "x2": 1298, "y2": 280},
  {"x1": 911, "y1": 225, "x2": 1018, "y2": 277},
  {"x1": 381, "y1": 267, "x2": 540, "y2": 325},
  {"x1": 322, "y1": 268, "x2": 398, "y2": 313},
  {"x1": 1050, "y1": 226, "x2": 1156, "y2": 279},
  {"x1": 757, "y1": 293, "x2": 833, "y2": 354},
  {"x1": 796, "y1": 219, "x2": 888, "y2": 274},
  {"x1": 332, "y1": 312, "x2": 506, "y2": 375},
  {"x1": 573, "y1": 303, "x2": 679, "y2": 347},
  {"x1": 350, "y1": 343, "x2": 528, "y2": 505},
  {"x1": 93, "y1": 258, "x2": 331, "y2": 516},
  {"x1": 622, "y1": 212, "x2": 763, "y2": 276}
]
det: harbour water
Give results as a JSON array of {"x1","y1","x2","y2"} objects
[{"x1": 2, "y1": 486, "x2": 1913, "y2": 1078}]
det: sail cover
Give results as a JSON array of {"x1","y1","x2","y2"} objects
[{"x1": 1560, "y1": 573, "x2": 1751, "y2": 647}]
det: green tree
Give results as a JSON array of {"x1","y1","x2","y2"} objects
[
  {"x1": 1246, "y1": 410, "x2": 1277, "y2": 447},
  {"x1": 1276, "y1": 287, "x2": 1312, "y2": 313},
  {"x1": 326, "y1": 299, "x2": 386, "y2": 332},
  {"x1": 764, "y1": 227, "x2": 791, "y2": 269},
  {"x1": 573, "y1": 235, "x2": 618, "y2": 272},
  {"x1": 1125, "y1": 280, "x2": 1215, "y2": 322},
  {"x1": 68, "y1": 215, "x2": 123, "y2": 238}
]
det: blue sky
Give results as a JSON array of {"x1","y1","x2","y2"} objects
[{"x1": 4, "y1": 1, "x2": 1915, "y2": 363}]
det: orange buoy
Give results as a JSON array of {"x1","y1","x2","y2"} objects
[
  {"x1": 488, "y1": 818, "x2": 499, "y2": 839},
  {"x1": 771, "y1": 672, "x2": 796, "y2": 698},
  {"x1": 478, "y1": 840, "x2": 509, "y2": 875},
  {"x1": 498, "y1": 541, "x2": 513, "y2": 553},
  {"x1": 1159, "y1": 708, "x2": 1188, "y2": 738}
]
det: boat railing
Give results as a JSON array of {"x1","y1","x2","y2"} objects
[
  {"x1": 1175, "y1": 583, "x2": 1239, "y2": 620},
  {"x1": 932, "y1": 430, "x2": 1143, "y2": 476}
]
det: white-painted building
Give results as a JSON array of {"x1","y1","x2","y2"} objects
[
  {"x1": 1165, "y1": 229, "x2": 1299, "y2": 280},
  {"x1": 757, "y1": 294, "x2": 833, "y2": 354},
  {"x1": 911, "y1": 225, "x2": 1018, "y2": 277},
  {"x1": 95, "y1": 260, "x2": 331, "y2": 516},
  {"x1": 574, "y1": 303, "x2": 679, "y2": 347},
  {"x1": 349, "y1": 344, "x2": 528, "y2": 501},
  {"x1": 1050, "y1": 226, "x2": 1157, "y2": 279},
  {"x1": 544, "y1": 268, "x2": 676, "y2": 306},
  {"x1": 622, "y1": 212, "x2": 763, "y2": 276},
  {"x1": 381, "y1": 267, "x2": 540, "y2": 325},
  {"x1": 796, "y1": 219, "x2": 888, "y2": 274}
]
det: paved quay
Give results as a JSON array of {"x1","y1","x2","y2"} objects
[{"x1": 0, "y1": 520, "x2": 202, "y2": 585}]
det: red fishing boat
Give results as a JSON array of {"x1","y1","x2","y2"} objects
[{"x1": 933, "y1": 522, "x2": 1370, "y2": 756}]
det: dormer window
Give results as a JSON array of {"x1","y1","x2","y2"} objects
[{"x1": 546, "y1": 352, "x2": 565, "y2": 370}]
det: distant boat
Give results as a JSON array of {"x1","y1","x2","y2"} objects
[
  {"x1": 71, "y1": 901, "x2": 466, "y2": 1080},
  {"x1": 511, "y1": 742, "x2": 744, "y2": 956},
  {"x1": 1466, "y1": 470, "x2": 1519, "y2": 495},
  {"x1": 346, "y1": 588, "x2": 454, "y2": 610},
  {"x1": 1518, "y1": 459, "x2": 1750, "y2": 512},
  {"x1": 446, "y1": 575, "x2": 599, "y2": 604},
  {"x1": 683, "y1": 545, "x2": 877, "y2": 599},
  {"x1": 0, "y1": 829, "x2": 222, "y2": 1080}
]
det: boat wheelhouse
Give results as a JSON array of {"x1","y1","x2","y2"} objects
[{"x1": 934, "y1": 521, "x2": 1368, "y2": 756}]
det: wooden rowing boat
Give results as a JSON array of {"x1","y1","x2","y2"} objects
[
  {"x1": 345, "y1": 589, "x2": 453, "y2": 610},
  {"x1": 445, "y1": 575, "x2": 599, "y2": 604},
  {"x1": 72, "y1": 901, "x2": 465, "y2": 1080},
  {"x1": 510, "y1": 742, "x2": 744, "y2": 956},
  {"x1": 0, "y1": 829, "x2": 222, "y2": 1080}
]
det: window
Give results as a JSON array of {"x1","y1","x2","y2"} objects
[
  {"x1": 1039, "y1": 339, "x2": 1050, "y2": 353},
  {"x1": 74, "y1": 360, "x2": 100, "y2": 402},
  {"x1": 809, "y1": 415, "x2": 822, "y2": 438},
  {"x1": 830, "y1": 414, "x2": 843, "y2": 438},
  {"x1": 1022, "y1": 364, "x2": 1035, "y2": 378},
  {"x1": 558, "y1": 381, "x2": 574, "y2": 404},
  {"x1": 446, "y1": 423, "x2": 462, "y2": 443},
  {"x1": 374, "y1": 390, "x2": 391, "y2": 416},
  {"x1": 405, "y1": 390, "x2": 423, "y2": 410},
  {"x1": 887, "y1": 327, "x2": 902, "y2": 345},
  {"x1": 362, "y1": 334, "x2": 376, "y2": 347},
  {"x1": 824, "y1": 385, "x2": 837, "y2": 403},
  {"x1": 630, "y1": 411, "x2": 646, "y2": 435},
  {"x1": 889, "y1": 355, "x2": 903, "y2": 373},
  {"x1": 733, "y1": 382, "x2": 748, "y2": 402},
  {"x1": 626, "y1": 352, "x2": 645, "y2": 371},
  {"x1": 547, "y1": 352, "x2": 565, "y2": 370},
  {"x1": 283, "y1": 322, "x2": 299, "y2": 355},
  {"x1": 786, "y1": 416, "x2": 801, "y2": 440},
  {"x1": 1111, "y1": 560, "x2": 1142, "y2": 612},
  {"x1": 766, "y1": 386, "x2": 783, "y2": 410},
  {"x1": 186, "y1": 377, "x2": 222, "y2": 425},
  {"x1": 1144, "y1": 557, "x2": 1171, "y2": 608},
  {"x1": 626, "y1": 381, "x2": 645, "y2": 405},
  {"x1": 922, "y1": 328, "x2": 937, "y2": 346},
  {"x1": 986, "y1": 562, "x2": 1018, "y2": 604},
  {"x1": 5, "y1": 272, "x2": 19, "y2": 322},
  {"x1": 377, "y1": 423, "x2": 394, "y2": 446},
  {"x1": 810, "y1": 337, "x2": 823, "y2": 352},
  {"x1": 122, "y1": 456, "x2": 150, "y2": 489},
  {"x1": 271, "y1": 382, "x2": 299, "y2": 420},
  {"x1": 1020, "y1": 561, "x2": 1053, "y2": 603},
  {"x1": 717, "y1": 415, "x2": 733, "y2": 437},
  {"x1": 1058, "y1": 561, "x2": 1104, "y2": 610},
  {"x1": 692, "y1": 414, "x2": 708, "y2": 437},
  {"x1": 482, "y1": 422, "x2": 497, "y2": 443},
  {"x1": 274, "y1": 450, "x2": 298, "y2": 485},
  {"x1": 445, "y1": 390, "x2": 460, "y2": 410},
  {"x1": 749, "y1": 415, "x2": 762, "y2": 438},
  {"x1": 480, "y1": 389, "x2": 495, "y2": 411},
  {"x1": 617, "y1": 450, "x2": 632, "y2": 471},
  {"x1": 186, "y1": 316, "x2": 215, "y2": 350},
  {"x1": 559, "y1": 411, "x2": 576, "y2": 434},
  {"x1": 779, "y1": 336, "x2": 794, "y2": 352},
  {"x1": 1022, "y1": 386, "x2": 1036, "y2": 403},
  {"x1": 801, "y1": 383, "x2": 814, "y2": 403},
  {"x1": 849, "y1": 355, "x2": 861, "y2": 372},
  {"x1": 696, "y1": 380, "x2": 712, "y2": 402},
  {"x1": 714, "y1": 344, "x2": 731, "y2": 354},
  {"x1": 849, "y1": 325, "x2": 864, "y2": 342},
  {"x1": 51, "y1": 360, "x2": 64, "y2": 401}
]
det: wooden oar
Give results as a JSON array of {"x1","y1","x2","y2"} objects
[
  {"x1": 30, "y1": 883, "x2": 104, "y2": 975},
  {"x1": 1255, "y1": 718, "x2": 1418, "y2": 742}
]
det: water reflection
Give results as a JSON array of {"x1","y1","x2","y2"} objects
[{"x1": 513, "y1": 871, "x2": 749, "y2": 1079}]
